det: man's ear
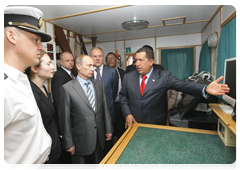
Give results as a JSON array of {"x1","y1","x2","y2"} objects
[
  {"x1": 150, "y1": 59, "x2": 154, "y2": 66},
  {"x1": 31, "y1": 66, "x2": 38, "y2": 74},
  {"x1": 76, "y1": 63, "x2": 81, "y2": 71},
  {"x1": 59, "y1": 59, "x2": 63, "y2": 66},
  {"x1": 5, "y1": 29, "x2": 17, "y2": 45}
]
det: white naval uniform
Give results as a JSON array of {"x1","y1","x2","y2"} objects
[{"x1": 4, "y1": 63, "x2": 52, "y2": 164}]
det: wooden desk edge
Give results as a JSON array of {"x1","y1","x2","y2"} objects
[
  {"x1": 209, "y1": 103, "x2": 236, "y2": 135},
  {"x1": 100, "y1": 123, "x2": 217, "y2": 164},
  {"x1": 100, "y1": 124, "x2": 138, "y2": 164}
]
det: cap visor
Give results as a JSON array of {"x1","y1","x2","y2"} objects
[{"x1": 17, "y1": 26, "x2": 52, "y2": 42}]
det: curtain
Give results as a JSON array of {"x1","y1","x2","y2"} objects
[
  {"x1": 216, "y1": 17, "x2": 236, "y2": 79},
  {"x1": 161, "y1": 48, "x2": 194, "y2": 80},
  {"x1": 199, "y1": 42, "x2": 211, "y2": 73}
]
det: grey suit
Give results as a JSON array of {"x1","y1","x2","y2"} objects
[
  {"x1": 58, "y1": 78, "x2": 113, "y2": 157},
  {"x1": 119, "y1": 68, "x2": 206, "y2": 125}
]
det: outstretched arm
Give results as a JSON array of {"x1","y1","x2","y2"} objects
[{"x1": 206, "y1": 76, "x2": 230, "y2": 95}]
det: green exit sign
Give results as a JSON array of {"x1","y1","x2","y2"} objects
[{"x1": 126, "y1": 47, "x2": 131, "y2": 53}]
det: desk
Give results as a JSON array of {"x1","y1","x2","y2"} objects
[
  {"x1": 100, "y1": 123, "x2": 236, "y2": 164},
  {"x1": 209, "y1": 103, "x2": 236, "y2": 135}
]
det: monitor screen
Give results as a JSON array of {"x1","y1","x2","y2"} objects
[{"x1": 223, "y1": 57, "x2": 236, "y2": 107}]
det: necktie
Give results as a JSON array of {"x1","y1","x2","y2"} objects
[
  {"x1": 70, "y1": 72, "x2": 75, "y2": 79},
  {"x1": 95, "y1": 68, "x2": 101, "y2": 81},
  {"x1": 140, "y1": 75, "x2": 147, "y2": 96},
  {"x1": 85, "y1": 82, "x2": 95, "y2": 111}
]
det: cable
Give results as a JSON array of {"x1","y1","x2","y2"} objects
[{"x1": 188, "y1": 71, "x2": 211, "y2": 82}]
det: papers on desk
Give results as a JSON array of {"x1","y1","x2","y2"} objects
[{"x1": 219, "y1": 105, "x2": 233, "y2": 114}]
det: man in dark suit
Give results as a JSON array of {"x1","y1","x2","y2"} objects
[
  {"x1": 58, "y1": 55, "x2": 113, "y2": 164},
  {"x1": 51, "y1": 52, "x2": 75, "y2": 129},
  {"x1": 90, "y1": 47, "x2": 119, "y2": 154},
  {"x1": 120, "y1": 47, "x2": 230, "y2": 128},
  {"x1": 105, "y1": 52, "x2": 126, "y2": 141},
  {"x1": 126, "y1": 45, "x2": 164, "y2": 73},
  {"x1": 51, "y1": 51, "x2": 74, "y2": 163}
]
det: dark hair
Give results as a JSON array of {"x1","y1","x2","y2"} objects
[
  {"x1": 136, "y1": 47, "x2": 154, "y2": 61},
  {"x1": 105, "y1": 52, "x2": 117, "y2": 62},
  {"x1": 25, "y1": 51, "x2": 48, "y2": 78},
  {"x1": 142, "y1": 45, "x2": 154, "y2": 52}
]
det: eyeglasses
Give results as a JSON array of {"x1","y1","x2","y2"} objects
[{"x1": 106, "y1": 56, "x2": 116, "y2": 60}]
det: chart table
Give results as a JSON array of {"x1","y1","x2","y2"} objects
[{"x1": 100, "y1": 123, "x2": 236, "y2": 164}]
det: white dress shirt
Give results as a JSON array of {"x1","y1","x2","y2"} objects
[
  {"x1": 4, "y1": 64, "x2": 52, "y2": 164},
  {"x1": 61, "y1": 66, "x2": 74, "y2": 79}
]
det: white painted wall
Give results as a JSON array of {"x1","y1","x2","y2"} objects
[
  {"x1": 125, "y1": 38, "x2": 155, "y2": 53},
  {"x1": 202, "y1": 22, "x2": 211, "y2": 43},
  {"x1": 157, "y1": 34, "x2": 201, "y2": 48}
]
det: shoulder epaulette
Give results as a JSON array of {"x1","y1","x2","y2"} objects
[{"x1": 4, "y1": 73, "x2": 8, "y2": 80}]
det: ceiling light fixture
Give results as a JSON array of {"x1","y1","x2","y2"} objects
[{"x1": 122, "y1": 17, "x2": 149, "y2": 30}]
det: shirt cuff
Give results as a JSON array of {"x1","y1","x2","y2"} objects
[{"x1": 202, "y1": 85, "x2": 210, "y2": 99}]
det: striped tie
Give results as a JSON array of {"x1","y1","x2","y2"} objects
[{"x1": 85, "y1": 82, "x2": 95, "y2": 111}]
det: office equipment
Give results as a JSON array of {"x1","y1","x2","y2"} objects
[
  {"x1": 218, "y1": 105, "x2": 233, "y2": 114},
  {"x1": 209, "y1": 103, "x2": 236, "y2": 135},
  {"x1": 218, "y1": 119, "x2": 236, "y2": 147},
  {"x1": 222, "y1": 57, "x2": 236, "y2": 108}
]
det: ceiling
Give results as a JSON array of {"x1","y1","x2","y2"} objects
[{"x1": 22, "y1": 5, "x2": 220, "y2": 43}]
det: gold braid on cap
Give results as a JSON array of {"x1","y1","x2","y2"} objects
[{"x1": 8, "y1": 21, "x2": 39, "y2": 30}]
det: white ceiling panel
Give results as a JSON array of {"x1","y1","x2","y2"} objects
[{"x1": 11, "y1": 5, "x2": 222, "y2": 42}]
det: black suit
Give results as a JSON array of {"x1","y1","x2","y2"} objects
[
  {"x1": 120, "y1": 68, "x2": 206, "y2": 125},
  {"x1": 29, "y1": 81, "x2": 61, "y2": 164},
  {"x1": 51, "y1": 67, "x2": 73, "y2": 132},
  {"x1": 51, "y1": 66, "x2": 73, "y2": 163},
  {"x1": 126, "y1": 63, "x2": 164, "y2": 72},
  {"x1": 114, "y1": 67, "x2": 126, "y2": 139}
]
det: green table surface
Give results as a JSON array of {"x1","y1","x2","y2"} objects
[{"x1": 116, "y1": 127, "x2": 236, "y2": 164}]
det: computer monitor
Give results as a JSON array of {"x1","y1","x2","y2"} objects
[{"x1": 223, "y1": 57, "x2": 236, "y2": 107}]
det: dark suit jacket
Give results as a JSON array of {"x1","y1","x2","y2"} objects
[
  {"x1": 30, "y1": 81, "x2": 61, "y2": 163},
  {"x1": 126, "y1": 63, "x2": 164, "y2": 73},
  {"x1": 117, "y1": 67, "x2": 125, "y2": 85},
  {"x1": 51, "y1": 66, "x2": 73, "y2": 132},
  {"x1": 58, "y1": 78, "x2": 113, "y2": 156},
  {"x1": 92, "y1": 64, "x2": 119, "y2": 123},
  {"x1": 119, "y1": 68, "x2": 206, "y2": 125}
]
